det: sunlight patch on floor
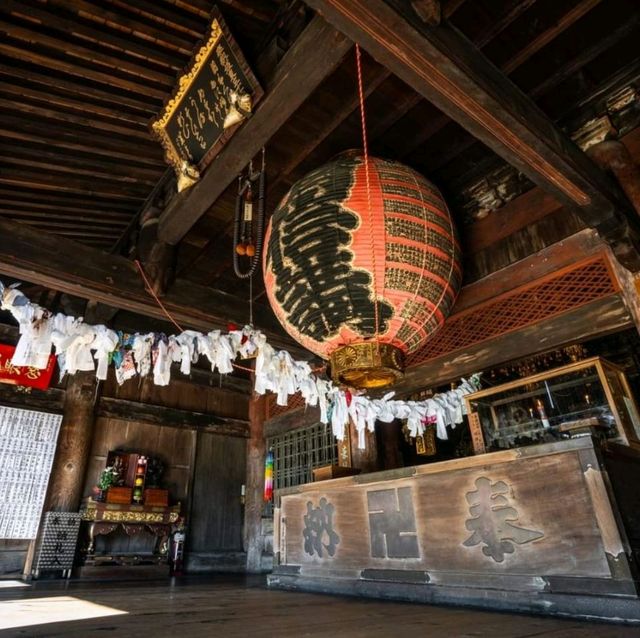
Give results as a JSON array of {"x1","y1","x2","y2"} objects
[
  {"x1": 0, "y1": 580, "x2": 29, "y2": 589},
  {"x1": 0, "y1": 596, "x2": 127, "y2": 629}
]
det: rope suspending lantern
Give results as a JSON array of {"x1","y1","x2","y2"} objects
[
  {"x1": 355, "y1": 43, "x2": 381, "y2": 344},
  {"x1": 262, "y1": 48, "x2": 462, "y2": 389},
  {"x1": 233, "y1": 147, "x2": 266, "y2": 279}
]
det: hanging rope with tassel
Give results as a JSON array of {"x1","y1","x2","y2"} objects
[{"x1": 233, "y1": 147, "x2": 266, "y2": 279}]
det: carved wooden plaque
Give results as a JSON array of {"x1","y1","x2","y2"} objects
[
  {"x1": 278, "y1": 447, "x2": 617, "y2": 582},
  {"x1": 152, "y1": 7, "x2": 263, "y2": 173}
]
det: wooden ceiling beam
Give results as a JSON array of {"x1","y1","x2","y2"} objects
[
  {"x1": 0, "y1": 190, "x2": 138, "y2": 212},
  {"x1": 0, "y1": 168, "x2": 149, "y2": 200},
  {"x1": 502, "y1": 0, "x2": 603, "y2": 74},
  {"x1": 107, "y1": 0, "x2": 205, "y2": 38},
  {"x1": 0, "y1": 220, "x2": 296, "y2": 356},
  {"x1": 36, "y1": 228, "x2": 122, "y2": 240},
  {"x1": 0, "y1": 81, "x2": 150, "y2": 127},
  {"x1": 0, "y1": 19, "x2": 174, "y2": 87},
  {"x1": 158, "y1": 15, "x2": 353, "y2": 245},
  {"x1": 0, "y1": 209, "x2": 130, "y2": 227},
  {"x1": 0, "y1": 218, "x2": 297, "y2": 351},
  {"x1": 3, "y1": 157, "x2": 157, "y2": 186},
  {"x1": 528, "y1": 15, "x2": 640, "y2": 100},
  {"x1": 0, "y1": 116, "x2": 162, "y2": 166},
  {"x1": 375, "y1": 0, "x2": 589, "y2": 166},
  {"x1": 304, "y1": 0, "x2": 640, "y2": 268},
  {"x1": 0, "y1": 0, "x2": 184, "y2": 70},
  {"x1": 472, "y1": 0, "x2": 538, "y2": 49},
  {"x1": 47, "y1": 0, "x2": 195, "y2": 54},
  {"x1": 2, "y1": 145, "x2": 164, "y2": 182},
  {"x1": 0, "y1": 98, "x2": 151, "y2": 140},
  {"x1": 0, "y1": 42, "x2": 167, "y2": 100},
  {"x1": 269, "y1": 63, "x2": 391, "y2": 191},
  {"x1": 0, "y1": 202, "x2": 132, "y2": 221},
  {"x1": 0, "y1": 63, "x2": 157, "y2": 115}
]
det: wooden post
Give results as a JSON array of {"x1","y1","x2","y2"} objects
[
  {"x1": 244, "y1": 391, "x2": 267, "y2": 573},
  {"x1": 137, "y1": 205, "x2": 176, "y2": 297},
  {"x1": 379, "y1": 420, "x2": 403, "y2": 470},
  {"x1": 348, "y1": 419, "x2": 379, "y2": 474},
  {"x1": 45, "y1": 371, "x2": 98, "y2": 512}
]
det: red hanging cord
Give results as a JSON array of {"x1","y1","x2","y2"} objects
[
  {"x1": 355, "y1": 44, "x2": 380, "y2": 341},
  {"x1": 134, "y1": 259, "x2": 255, "y2": 373},
  {"x1": 135, "y1": 259, "x2": 184, "y2": 333}
]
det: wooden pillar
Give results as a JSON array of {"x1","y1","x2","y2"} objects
[
  {"x1": 137, "y1": 206, "x2": 176, "y2": 297},
  {"x1": 244, "y1": 391, "x2": 267, "y2": 573},
  {"x1": 348, "y1": 419, "x2": 379, "y2": 474},
  {"x1": 379, "y1": 420, "x2": 403, "y2": 470},
  {"x1": 45, "y1": 371, "x2": 98, "y2": 512}
]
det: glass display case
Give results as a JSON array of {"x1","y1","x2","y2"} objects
[{"x1": 464, "y1": 357, "x2": 640, "y2": 454}]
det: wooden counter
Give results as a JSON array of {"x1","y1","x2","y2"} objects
[{"x1": 269, "y1": 438, "x2": 640, "y2": 622}]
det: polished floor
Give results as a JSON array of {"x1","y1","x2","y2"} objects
[{"x1": 0, "y1": 575, "x2": 638, "y2": 637}]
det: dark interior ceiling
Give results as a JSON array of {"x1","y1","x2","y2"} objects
[{"x1": 0, "y1": 0, "x2": 639, "y2": 325}]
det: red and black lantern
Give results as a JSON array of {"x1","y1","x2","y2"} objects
[{"x1": 263, "y1": 154, "x2": 462, "y2": 388}]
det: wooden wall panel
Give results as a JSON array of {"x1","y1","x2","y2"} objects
[
  {"x1": 82, "y1": 418, "x2": 196, "y2": 505},
  {"x1": 102, "y1": 371, "x2": 249, "y2": 420},
  {"x1": 188, "y1": 432, "x2": 246, "y2": 553}
]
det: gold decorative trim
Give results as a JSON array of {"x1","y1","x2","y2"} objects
[
  {"x1": 330, "y1": 342, "x2": 404, "y2": 389},
  {"x1": 81, "y1": 499, "x2": 181, "y2": 524},
  {"x1": 151, "y1": 19, "x2": 223, "y2": 173}
]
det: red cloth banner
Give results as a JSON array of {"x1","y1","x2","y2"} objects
[{"x1": 0, "y1": 343, "x2": 56, "y2": 390}]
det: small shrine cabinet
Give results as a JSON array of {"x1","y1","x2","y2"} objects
[{"x1": 464, "y1": 357, "x2": 640, "y2": 455}]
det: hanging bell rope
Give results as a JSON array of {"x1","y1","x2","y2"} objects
[{"x1": 233, "y1": 148, "x2": 266, "y2": 280}]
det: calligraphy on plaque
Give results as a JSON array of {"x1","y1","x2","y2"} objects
[{"x1": 151, "y1": 8, "x2": 263, "y2": 184}]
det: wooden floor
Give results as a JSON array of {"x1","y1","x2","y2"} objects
[{"x1": 0, "y1": 575, "x2": 637, "y2": 637}]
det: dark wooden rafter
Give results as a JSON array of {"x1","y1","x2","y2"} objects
[
  {"x1": 527, "y1": 14, "x2": 640, "y2": 100},
  {"x1": 0, "y1": 218, "x2": 299, "y2": 351},
  {"x1": 303, "y1": 0, "x2": 640, "y2": 268},
  {"x1": 269, "y1": 63, "x2": 391, "y2": 188},
  {"x1": 502, "y1": 0, "x2": 603, "y2": 75},
  {"x1": 157, "y1": 15, "x2": 353, "y2": 244},
  {"x1": 43, "y1": 0, "x2": 198, "y2": 54},
  {"x1": 0, "y1": 11, "x2": 176, "y2": 86}
]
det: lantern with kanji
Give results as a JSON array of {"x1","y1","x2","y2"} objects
[{"x1": 263, "y1": 154, "x2": 462, "y2": 389}]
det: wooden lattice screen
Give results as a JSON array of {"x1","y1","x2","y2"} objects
[
  {"x1": 266, "y1": 392, "x2": 306, "y2": 420},
  {"x1": 406, "y1": 254, "x2": 619, "y2": 367},
  {"x1": 263, "y1": 254, "x2": 619, "y2": 417}
]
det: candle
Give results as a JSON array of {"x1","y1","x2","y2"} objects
[{"x1": 536, "y1": 399, "x2": 551, "y2": 429}]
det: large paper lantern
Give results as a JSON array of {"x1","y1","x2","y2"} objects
[{"x1": 263, "y1": 154, "x2": 462, "y2": 388}]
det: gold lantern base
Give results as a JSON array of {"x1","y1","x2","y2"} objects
[{"x1": 329, "y1": 342, "x2": 404, "y2": 389}]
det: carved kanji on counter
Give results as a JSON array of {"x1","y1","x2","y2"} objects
[
  {"x1": 302, "y1": 497, "x2": 340, "y2": 558},
  {"x1": 463, "y1": 477, "x2": 543, "y2": 562},
  {"x1": 367, "y1": 487, "x2": 420, "y2": 559}
]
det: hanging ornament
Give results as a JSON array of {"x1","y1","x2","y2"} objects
[
  {"x1": 233, "y1": 148, "x2": 266, "y2": 279},
  {"x1": 224, "y1": 91, "x2": 252, "y2": 129},
  {"x1": 263, "y1": 153, "x2": 462, "y2": 388},
  {"x1": 262, "y1": 47, "x2": 461, "y2": 389},
  {"x1": 263, "y1": 448, "x2": 274, "y2": 502}
]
